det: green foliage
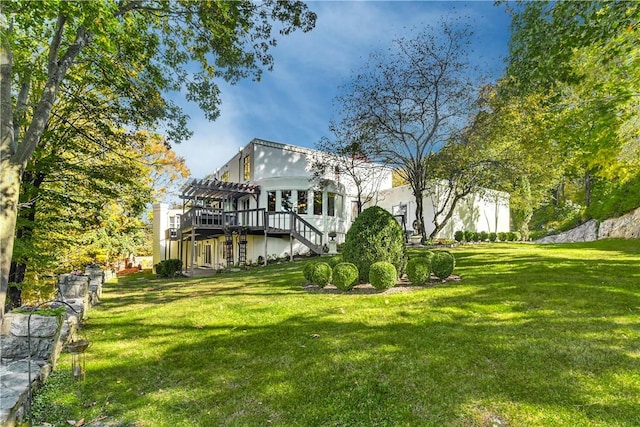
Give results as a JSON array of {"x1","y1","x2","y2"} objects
[
  {"x1": 311, "y1": 262, "x2": 332, "y2": 288},
  {"x1": 332, "y1": 263, "x2": 359, "y2": 292},
  {"x1": 155, "y1": 259, "x2": 182, "y2": 278},
  {"x1": 303, "y1": 261, "x2": 318, "y2": 283},
  {"x1": 454, "y1": 230, "x2": 464, "y2": 242},
  {"x1": 326, "y1": 255, "x2": 343, "y2": 268},
  {"x1": 479, "y1": 231, "x2": 488, "y2": 242},
  {"x1": 586, "y1": 174, "x2": 640, "y2": 221},
  {"x1": 430, "y1": 251, "x2": 455, "y2": 280},
  {"x1": 497, "y1": 232, "x2": 507, "y2": 242},
  {"x1": 342, "y1": 206, "x2": 405, "y2": 282},
  {"x1": 406, "y1": 257, "x2": 431, "y2": 286},
  {"x1": 488, "y1": 232, "x2": 497, "y2": 242},
  {"x1": 368, "y1": 261, "x2": 397, "y2": 290},
  {"x1": 463, "y1": 230, "x2": 474, "y2": 242}
]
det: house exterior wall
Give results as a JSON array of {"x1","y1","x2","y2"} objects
[
  {"x1": 152, "y1": 203, "x2": 182, "y2": 270},
  {"x1": 375, "y1": 184, "x2": 510, "y2": 238}
]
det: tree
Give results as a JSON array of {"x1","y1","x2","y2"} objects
[
  {"x1": 0, "y1": 0, "x2": 316, "y2": 315},
  {"x1": 313, "y1": 119, "x2": 389, "y2": 216},
  {"x1": 502, "y1": 1, "x2": 639, "y2": 231},
  {"x1": 335, "y1": 19, "x2": 479, "y2": 238}
]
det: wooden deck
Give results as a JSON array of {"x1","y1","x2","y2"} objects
[{"x1": 178, "y1": 207, "x2": 323, "y2": 254}]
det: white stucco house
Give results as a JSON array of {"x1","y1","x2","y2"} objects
[{"x1": 152, "y1": 138, "x2": 510, "y2": 274}]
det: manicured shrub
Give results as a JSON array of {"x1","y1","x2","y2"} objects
[
  {"x1": 369, "y1": 261, "x2": 397, "y2": 290},
  {"x1": 497, "y1": 232, "x2": 507, "y2": 242},
  {"x1": 342, "y1": 206, "x2": 405, "y2": 282},
  {"x1": 332, "y1": 263, "x2": 359, "y2": 291},
  {"x1": 303, "y1": 261, "x2": 317, "y2": 283},
  {"x1": 406, "y1": 257, "x2": 431, "y2": 285},
  {"x1": 479, "y1": 231, "x2": 488, "y2": 242},
  {"x1": 463, "y1": 230, "x2": 473, "y2": 242},
  {"x1": 326, "y1": 254, "x2": 343, "y2": 267},
  {"x1": 454, "y1": 230, "x2": 464, "y2": 243},
  {"x1": 488, "y1": 232, "x2": 497, "y2": 242},
  {"x1": 471, "y1": 232, "x2": 480, "y2": 242},
  {"x1": 311, "y1": 262, "x2": 332, "y2": 288},
  {"x1": 155, "y1": 259, "x2": 182, "y2": 278},
  {"x1": 431, "y1": 251, "x2": 455, "y2": 281}
]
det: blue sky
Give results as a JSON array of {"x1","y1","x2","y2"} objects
[{"x1": 171, "y1": 1, "x2": 513, "y2": 179}]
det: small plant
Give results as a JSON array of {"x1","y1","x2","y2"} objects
[
  {"x1": 463, "y1": 230, "x2": 474, "y2": 242},
  {"x1": 155, "y1": 259, "x2": 182, "y2": 278},
  {"x1": 332, "y1": 263, "x2": 359, "y2": 291},
  {"x1": 497, "y1": 232, "x2": 507, "y2": 242},
  {"x1": 488, "y1": 232, "x2": 497, "y2": 242},
  {"x1": 431, "y1": 251, "x2": 455, "y2": 281},
  {"x1": 326, "y1": 254, "x2": 343, "y2": 267},
  {"x1": 479, "y1": 231, "x2": 488, "y2": 242},
  {"x1": 369, "y1": 261, "x2": 397, "y2": 290},
  {"x1": 454, "y1": 230, "x2": 464, "y2": 242},
  {"x1": 471, "y1": 232, "x2": 480, "y2": 242},
  {"x1": 311, "y1": 262, "x2": 332, "y2": 288},
  {"x1": 406, "y1": 257, "x2": 431, "y2": 285},
  {"x1": 303, "y1": 261, "x2": 318, "y2": 283}
]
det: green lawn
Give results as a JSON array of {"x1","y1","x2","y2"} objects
[{"x1": 33, "y1": 240, "x2": 640, "y2": 426}]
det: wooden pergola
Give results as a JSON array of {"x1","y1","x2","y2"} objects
[{"x1": 180, "y1": 178, "x2": 260, "y2": 204}]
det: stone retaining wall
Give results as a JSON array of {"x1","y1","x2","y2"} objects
[
  {"x1": 537, "y1": 207, "x2": 640, "y2": 244},
  {"x1": 0, "y1": 265, "x2": 113, "y2": 427}
]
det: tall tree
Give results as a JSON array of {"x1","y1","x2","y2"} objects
[
  {"x1": 313, "y1": 119, "x2": 389, "y2": 216},
  {"x1": 502, "y1": 1, "x2": 639, "y2": 230},
  {"x1": 0, "y1": 0, "x2": 316, "y2": 315},
  {"x1": 335, "y1": 19, "x2": 479, "y2": 237}
]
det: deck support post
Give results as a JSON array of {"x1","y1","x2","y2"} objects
[{"x1": 190, "y1": 228, "x2": 195, "y2": 276}]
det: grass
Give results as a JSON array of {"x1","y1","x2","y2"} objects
[{"x1": 33, "y1": 240, "x2": 640, "y2": 426}]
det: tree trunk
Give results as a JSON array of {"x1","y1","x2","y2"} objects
[
  {"x1": 413, "y1": 188, "x2": 425, "y2": 237},
  {"x1": 0, "y1": 163, "x2": 22, "y2": 317}
]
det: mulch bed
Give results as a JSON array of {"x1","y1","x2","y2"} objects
[{"x1": 303, "y1": 274, "x2": 461, "y2": 294}]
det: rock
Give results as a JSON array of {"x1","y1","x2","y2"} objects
[
  {"x1": 598, "y1": 206, "x2": 640, "y2": 240},
  {"x1": 537, "y1": 219, "x2": 598, "y2": 243}
]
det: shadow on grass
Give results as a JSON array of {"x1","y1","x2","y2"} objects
[{"x1": 74, "y1": 241, "x2": 639, "y2": 426}]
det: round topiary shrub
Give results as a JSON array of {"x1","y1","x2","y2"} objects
[
  {"x1": 431, "y1": 251, "x2": 455, "y2": 281},
  {"x1": 303, "y1": 261, "x2": 317, "y2": 283},
  {"x1": 342, "y1": 206, "x2": 405, "y2": 283},
  {"x1": 311, "y1": 262, "x2": 332, "y2": 288},
  {"x1": 454, "y1": 230, "x2": 464, "y2": 243},
  {"x1": 369, "y1": 261, "x2": 397, "y2": 290},
  {"x1": 326, "y1": 254, "x2": 343, "y2": 267},
  {"x1": 332, "y1": 262, "x2": 359, "y2": 291},
  {"x1": 406, "y1": 257, "x2": 431, "y2": 285},
  {"x1": 479, "y1": 231, "x2": 488, "y2": 242},
  {"x1": 488, "y1": 232, "x2": 497, "y2": 242}
]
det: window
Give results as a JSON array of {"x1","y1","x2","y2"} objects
[
  {"x1": 336, "y1": 194, "x2": 343, "y2": 217},
  {"x1": 267, "y1": 191, "x2": 276, "y2": 212},
  {"x1": 328, "y1": 192, "x2": 336, "y2": 216},
  {"x1": 221, "y1": 171, "x2": 230, "y2": 182},
  {"x1": 169, "y1": 215, "x2": 181, "y2": 228},
  {"x1": 313, "y1": 191, "x2": 323, "y2": 216},
  {"x1": 281, "y1": 190, "x2": 292, "y2": 211},
  {"x1": 297, "y1": 191, "x2": 307, "y2": 214},
  {"x1": 204, "y1": 244, "x2": 212, "y2": 265},
  {"x1": 243, "y1": 155, "x2": 251, "y2": 181}
]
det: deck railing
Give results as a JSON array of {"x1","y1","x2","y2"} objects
[{"x1": 181, "y1": 207, "x2": 323, "y2": 253}]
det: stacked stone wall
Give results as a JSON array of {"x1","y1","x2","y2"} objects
[
  {"x1": 537, "y1": 207, "x2": 640, "y2": 244},
  {"x1": 0, "y1": 265, "x2": 113, "y2": 427}
]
